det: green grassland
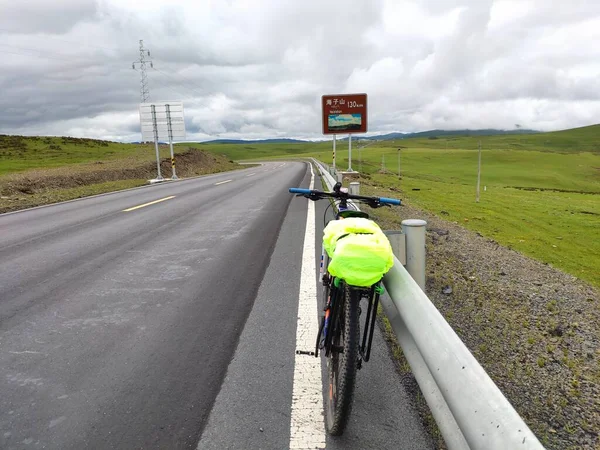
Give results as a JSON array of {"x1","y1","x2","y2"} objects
[
  {"x1": 1, "y1": 126, "x2": 598, "y2": 286},
  {"x1": 0, "y1": 135, "x2": 241, "y2": 213},
  {"x1": 0, "y1": 135, "x2": 160, "y2": 175},
  {"x1": 182, "y1": 141, "x2": 332, "y2": 161},
  {"x1": 190, "y1": 126, "x2": 600, "y2": 287}
]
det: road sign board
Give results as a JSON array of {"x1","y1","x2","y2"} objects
[
  {"x1": 322, "y1": 93, "x2": 367, "y2": 135},
  {"x1": 139, "y1": 102, "x2": 186, "y2": 141}
]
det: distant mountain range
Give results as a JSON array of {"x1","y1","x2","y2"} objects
[
  {"x1": 199, "y1": 138, "x2": 308, "y2": 144},
  {"x1": 350, "y1": 128, "x2": 540, "y2": 141},
  {"x1": 195, "y1": 129, "x2": 539, "y2": 144}
]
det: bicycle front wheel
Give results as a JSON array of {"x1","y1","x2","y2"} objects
[{"x1": 326, "y1": 283, "x2": 360, "y2": 435}]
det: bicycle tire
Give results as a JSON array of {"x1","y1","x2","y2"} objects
[{"x1": 325, "y1": 283, "x2": 360, "y2": 435}]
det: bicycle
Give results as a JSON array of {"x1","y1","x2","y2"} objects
[{"x1": 289, "y1": 181, "x2": 401, "y2": 435}]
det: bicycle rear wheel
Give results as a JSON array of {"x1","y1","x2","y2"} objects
[{"x1": 326, "y1": 283, "x2": 360, "y2": 435}]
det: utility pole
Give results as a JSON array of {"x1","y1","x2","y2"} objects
[
  {"x1": 348, "y1": 134, "x2": 353, "y2": 172},
  {"x1": 358, "y1": 146, "x2": 362, "y2": 173},
  {"x1": 476, "y1": 141, "x2": 482, "y2": 203},
  {"x1": 132, "y1": 39, "x2": 153, "y2": 103}
]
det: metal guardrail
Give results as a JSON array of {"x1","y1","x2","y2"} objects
[{"x1": 310, "y1": 159, "x2": 544, "y2": 450}]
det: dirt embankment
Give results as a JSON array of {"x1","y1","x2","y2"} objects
[
  {"x1": 0, "y1": 149, "x2": 241, "y2": 213},
  {"x1": 367, "y1": 193, "x2": 599, "y2": 450}
]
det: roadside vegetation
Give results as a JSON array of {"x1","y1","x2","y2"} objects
[
  {"x1": 196, "y1": 125, "x2": 599, "y2": 288},
  {"x1": 0, "y1": 135, "x2": 241, "y2": 213}
]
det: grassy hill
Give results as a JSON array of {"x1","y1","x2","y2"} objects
[
  {"x1": 1, "y1": 125, "x2": 598, "y2": 287},
  {"x1": 287, "y1": 129, "x2": 600, "y2": 287},
  {"x1": 373, "y1": 124, "x2": 600, "y2": 153},
  {"x1": 182, "y1": 141, "x2": 332, "y2": 161},
  {"x1": 0, "y1": 135, "x2": 242, "y2": 213}
]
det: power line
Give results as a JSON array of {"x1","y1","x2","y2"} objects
[
  {"x1": 0, "y1": 27, "x2": 117, "y2": 53},
  {"x1": 0, "y1": 49, "x2": 76, "y2": 62},
  {"x1": 145, "y1": 69, "x2": 200, "y2": 103},
  {"x1": 152, "y1": 67, "x2": 205, "y2": 99},
  {"x1": 157, "y1": 67, "x2": 206, "y2": 96},
  {"x1": 0, "y1": 44, "x2": 88, "y2": 62}
]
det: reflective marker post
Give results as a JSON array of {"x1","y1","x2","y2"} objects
[{"x1": 166, "y1": 104, "x2": 178, "y2": 180}]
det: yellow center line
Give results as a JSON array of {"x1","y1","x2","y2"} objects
[
  {"x1": 123, "y1": 196, "x2": 176, "y2": 212},
  {"x1": 215, "y1": 180, "x2": 232, "y2": 185}
]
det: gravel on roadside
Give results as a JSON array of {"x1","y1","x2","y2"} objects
[{"x1": 367, "y1": 195, "x2": 599, "y2": 450}]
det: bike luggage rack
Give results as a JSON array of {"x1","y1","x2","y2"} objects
[{"x1": 312, "y1": 158, "x2": 543, "y2": 450}]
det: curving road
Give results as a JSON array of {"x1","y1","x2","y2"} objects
[{"x1": 0, "y1": 161, "x2": 432, "y2": 449}]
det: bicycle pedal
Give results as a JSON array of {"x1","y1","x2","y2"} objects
[{"x1": 296, "y1": 350, "x2": 316, "y2": 356}]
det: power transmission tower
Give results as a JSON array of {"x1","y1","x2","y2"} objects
[{"x1": 132, "y1": 39, "x2": 153, "y2": 103}]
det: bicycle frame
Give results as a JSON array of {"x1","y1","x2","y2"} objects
[{"x1": 316, "y1": 200, "x2": 382, "y2": 367}]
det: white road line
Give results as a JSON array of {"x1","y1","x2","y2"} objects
[
  {"x1": 122, "y1": 196, "x2": 176, "y2": 212},
  {"x1": 215, "y1": 180, "x2": 232, "y2": 185},
  {"x1": 246, "y1": 173, "x2": 256, "y2": 177},
  {"x1": 290, "y1": 163, "x2": 326, "y2": 449}
]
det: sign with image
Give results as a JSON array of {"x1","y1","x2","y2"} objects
[{"x1": 322, "y1": 93, "x2": 368, "y2": 135}]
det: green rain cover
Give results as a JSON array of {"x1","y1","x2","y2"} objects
[{"x1": 323, "y1": 217, "x2": 394, "y2": 287}]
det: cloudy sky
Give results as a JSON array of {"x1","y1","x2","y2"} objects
[{"x1": 1, "y1": 0, "x2": 600, "y2": 141}]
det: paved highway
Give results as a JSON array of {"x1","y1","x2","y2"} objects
[{"x1": 0, "y1": 162, "x2": 432, "y2": 449}]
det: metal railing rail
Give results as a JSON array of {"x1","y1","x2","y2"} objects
[{"x1": 310, "y1": 158, "x2": 543, "y2": 450}]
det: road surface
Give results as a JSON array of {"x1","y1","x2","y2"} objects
[{"x1": 0, "y1": 162, "x2": 432, "y2": 449}]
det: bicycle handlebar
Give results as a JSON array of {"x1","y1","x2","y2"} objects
[
  {"x1": 289, "y1": 188, "x2": 311, "y2": 195},
  {"x1": 289, "y1": 185, "x2": 401, "y2": 207}
]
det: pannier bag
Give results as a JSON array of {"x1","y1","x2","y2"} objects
[{"x1": 323, "y1": 217, "x2": 394, "y2": 287}]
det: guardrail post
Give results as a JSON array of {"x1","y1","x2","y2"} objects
[
  {"x1": 402, "y1": 219, "x2": 427, "y2": 291},
  {"x1": 349, "y1": 182, "x2": 360, "y2": 195}
]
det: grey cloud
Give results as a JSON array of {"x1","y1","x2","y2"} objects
[
  {"x1": 1, "y1": 0, "x2": 599, "y2": 141},
  {"x1": 0, "y1": 0, "x2": 98, "y2": 34}
]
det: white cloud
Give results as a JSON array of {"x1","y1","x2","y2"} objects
[{"x1": 0, "y1": 0, "x2": 599, "y2": 141}]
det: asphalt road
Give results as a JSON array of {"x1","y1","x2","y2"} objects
[{"x1": 0, "y1": 161, "x2": 432, "y2": 450}]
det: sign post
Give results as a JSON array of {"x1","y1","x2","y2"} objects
[
  {"x1": 140, "y1": 102, "x2": 186, "y2": 182},
  {"x1": 322, "y1": 93, "x2": 367, "y2": 173},
  {"x1": 333, "y1": 134, "x2": 336, "y2": 170},
  {"x1": 150, "y1": 105, "x2": 163, "y2": 181}
]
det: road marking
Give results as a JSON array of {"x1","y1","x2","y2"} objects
[
  {"x1": 215, "y1": 180, "x2": 232, "y2": 185},
  {"x1": 122, "y1": 196, "x2": 176, "y2": 212},
  {"x1": 246, "y1": 173, "x2": 256, "y2": 177},
  {"x1": 290, "y1": 163, "x2": 325, "y2": 449}
]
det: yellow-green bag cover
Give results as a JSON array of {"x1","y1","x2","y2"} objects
[{"x1": 323, "y1": 217, "x2": 394, "y2": 287}]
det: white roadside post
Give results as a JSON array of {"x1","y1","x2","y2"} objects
[
  {"x1": 165, "y1": 104, "x2": 178, "y2": 180},
  {"x1": 402, "y1": 219, "x2": 427, "y2": 291},
  {"x1": 349, "y1": 181, "x2": 360, "y2": 195},
  {"x1": 348, "y1": 133, "x2": 353, "y2": 171},
  {"x1": 476, "y1": 141, "x2": 482, "y2": 203}
]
